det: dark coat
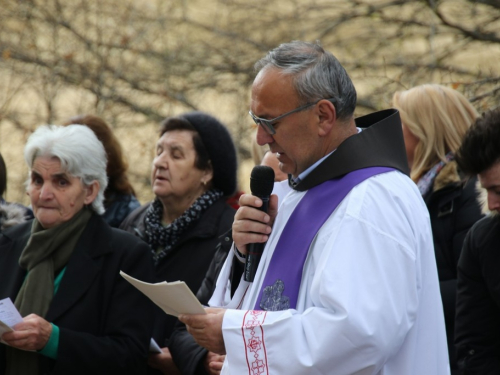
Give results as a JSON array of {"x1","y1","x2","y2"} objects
[
  {"x1": 455, "y1": 214, "x2": 500, "y2": 374},
  {"x1": 423, "y1": 161, "x2": 484, "y2": 372},
  {"x1": 0, "y1": 198, "x2": 33, "y2": 232},
  {"x1": 168, "y1": 233, "x2": 232, "y2": 375},
  {"x1": 102, "y1": 192, "x2": 140, "y2": 228},
  {"x1": 0, "y1": 214, "x2": 155, "y2": 375},
  {"x1": 119, "y1": 198, "x2": 235, "y2": 346}
]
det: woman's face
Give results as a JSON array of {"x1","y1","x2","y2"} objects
[
  {"x1": 401, "y1": 123, "x2": 420, "y2": 170},
  {"x1": 28, "y1": 155, "x2": 97, "y2": 229},
  {"x1": 151, "y1": 130, "x2": 212, "y2": 203}
]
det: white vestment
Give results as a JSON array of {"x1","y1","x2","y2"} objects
[{"x1": 209, "y1": 170, "x2": 449, "y2": 375}]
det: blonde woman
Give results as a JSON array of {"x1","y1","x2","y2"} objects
[{"x1": 393, "y1": 84, "x2": 484, "y2": 374}]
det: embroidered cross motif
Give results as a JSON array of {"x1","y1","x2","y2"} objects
[
  {"x1": 242, "y1": 310, "x2": 268, "y2": 375},
  {"x1": 248, "y1": 336, "x2": 262, "y2": 352},
  {"x1": 250, "y1": 359, "x2": 266, "y2": 374},
  {"x1": 259, "y1": 279, "x2": 290, "y2": 311}
]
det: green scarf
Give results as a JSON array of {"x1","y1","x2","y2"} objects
[{"x1": 5, "y1": 207, "x2": 92, "y2": 375}]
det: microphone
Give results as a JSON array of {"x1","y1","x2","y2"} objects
[{"x1": 244, "y1": 165, "x2": 275, "y2": 282}]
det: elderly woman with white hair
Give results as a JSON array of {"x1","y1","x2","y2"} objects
[{"x1": 0, "y1": 125, "x2": 154, "y2": 375}]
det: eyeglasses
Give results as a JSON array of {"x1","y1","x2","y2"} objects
[{"x1": 249, "y1": 98, "x2": 336, "y2": 135}]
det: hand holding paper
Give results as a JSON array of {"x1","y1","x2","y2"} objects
[
  {"x1": 179, "y1": 308, "x2": 226, "y2": 355},
  {"x1": 0, "y1": 298, "x2": 23, "y2": 344}
]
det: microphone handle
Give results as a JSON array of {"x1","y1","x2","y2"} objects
[{"x1": 243, "y1": 197, "x2": 270, "y2": 282}]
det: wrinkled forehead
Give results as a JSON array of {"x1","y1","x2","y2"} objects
[
  {"x1": 31, "y1": 155, "x2": 71, "y2": 177},
  {"x1": 156, "y1": 129, "x2": 196, "y2": 149},
  {"x1": 251, "y1": 68, "x2": 299, "y2": 114}
]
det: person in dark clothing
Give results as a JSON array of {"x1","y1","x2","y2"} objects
[
  {"x1": 0, "y1": 152, "x2": 33, "y2": 232},
  {"x1": 454, "y1": 108, "x2": 500, "y2": 375},
  {"x1": 392, "y1": 84, "x2": 484, "y2": 373},
  {"x1": 120, "y1": 111, "x2": 238, "y2": 374},
  {"x1": 63, "y1": 114, "x2": 140, "y2": 228},
  {"x1": 0, "y1": 124, "x2": 154, "y2": 375},
  {"x1": 167, "y1": 232, "x2": 232, "y2": 375}
]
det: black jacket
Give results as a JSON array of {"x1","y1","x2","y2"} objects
[
  {"x1": 455, "y1": 214, "x2": 500, "y2": 374},
  {"x1": 119, "y1": 198, "x2": 235, "y2": 346},
  {"x1": 423, "y1": 161, "x2": 483, "y2": 372},
  {"x1": 0, "y1": 198, "x2": 33, "y2": 232},
  {"x1": 168, "y1": 233, "x2": 232, "y2": 375},
  {"x1": 102, "y1": 192, "x2": 140, "y2": 228},
  {"x1": 0, "y1": 214, "x2": 155, "y2": 375}
]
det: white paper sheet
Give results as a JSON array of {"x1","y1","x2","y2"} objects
[
  {"x1": 120, "y1": 271, "x2": 206, "y2": 317},
  {"x1": 0, "y1": 298, "x2": 23, "y2": 344},
  {"x1": 149, "y1": 338, "x2": 162, "y2": 353}
]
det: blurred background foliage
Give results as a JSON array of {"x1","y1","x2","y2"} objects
[{"x1": 1, "y1": 0, "x2": 499, "y2": 203}]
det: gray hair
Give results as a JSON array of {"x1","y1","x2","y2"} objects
[
  {"x1": 24, "y1": 124, "x2": 108, "y2": 214},
  {"x1": 255, "y1": 40, "x2": 357, "y2": 121}
]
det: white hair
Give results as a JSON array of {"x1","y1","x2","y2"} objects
[{"x1": 24, "y1": 124, "x2": 108, "y2": 214}]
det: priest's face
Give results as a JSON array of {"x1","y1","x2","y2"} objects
[{"x1": 251, "y1": 67, "x2": 323, "y2": 178}]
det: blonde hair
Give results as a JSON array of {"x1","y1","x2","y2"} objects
[{"x1": 392, "y1": 84, "x2": 479, "y2": 181}]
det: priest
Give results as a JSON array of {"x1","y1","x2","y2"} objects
[{"x1": 180, "y1": 41, "x2": 449, "y2": 375}]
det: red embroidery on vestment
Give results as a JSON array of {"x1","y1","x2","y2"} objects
[
  {"x1": 236, "y1": 285, "x2": 250, "y2": 309},
  {"x1": 242, "y1": 310, "x2": 268, "y2": 375}
]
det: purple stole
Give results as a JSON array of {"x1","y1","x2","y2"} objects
[{"x1": 255, "y1": 167, "x2": 394, "y2": 311}]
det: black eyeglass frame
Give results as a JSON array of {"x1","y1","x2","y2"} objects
[{"x1": 249, "y1": 98, "x2": 336, "y2": 135}]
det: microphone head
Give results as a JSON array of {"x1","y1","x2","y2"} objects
[{"x1": 250, "y1": 165, "x2": 275, "y2": 198}]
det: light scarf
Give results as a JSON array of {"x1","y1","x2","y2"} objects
[{"x1": 417, "y1": 152, "x2": 454, "y2": 198}]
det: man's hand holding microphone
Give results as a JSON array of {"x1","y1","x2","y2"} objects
[{"x1": 179, "y1": 166, "x2": 278, "y2": 357}]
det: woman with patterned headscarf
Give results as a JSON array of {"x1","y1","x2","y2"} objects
[{"x1": 120, "y1": 111, "x2": 237, "y2": 374}]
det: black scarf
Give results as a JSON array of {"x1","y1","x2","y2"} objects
[{"x1": 144, "y1": 189, "x2": 224, "y2": 264}]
